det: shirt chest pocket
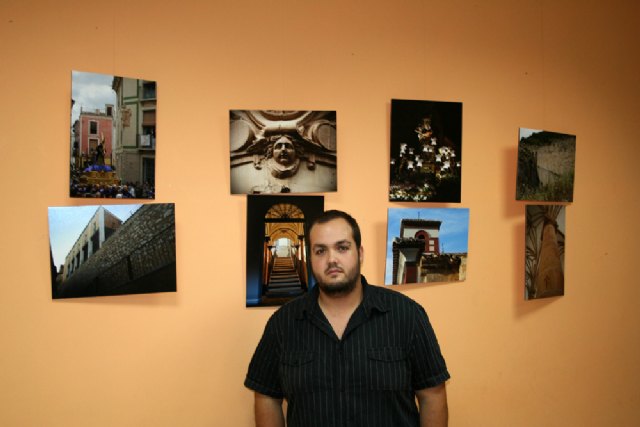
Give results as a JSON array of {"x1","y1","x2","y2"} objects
[
  {"x1": 365, "y1": 347, "x2": 411, "y2": 391},
  {"x1": 279, "y1": 350, "x2": 316, "y2": 393}
]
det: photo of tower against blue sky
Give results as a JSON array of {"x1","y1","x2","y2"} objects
[{"x1": 385, "y1": 207, "x2": 470, "y2": 285}]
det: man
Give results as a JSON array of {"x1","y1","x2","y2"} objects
[{"x1": 245, "y1": 210, "x2": 449, "y2": 426}]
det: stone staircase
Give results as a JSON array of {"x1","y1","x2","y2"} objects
[{"x1": 266, "y1": 256, "x2": 304, "y2": 297}]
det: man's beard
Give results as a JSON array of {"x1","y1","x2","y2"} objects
[{"x1": 315, "y1": 263, "x2": 360, "y2": 296}]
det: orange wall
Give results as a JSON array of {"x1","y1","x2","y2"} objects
[{"x1": 1, "y1": 1, "x2": 639, "y2": 426}]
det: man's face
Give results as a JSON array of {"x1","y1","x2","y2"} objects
[
  {"x1": 310, "y1": 218, "x2": 363, "y2": 296},
  {"x1": 273, "y1": 137, "x2": 297, "y2": 166}
]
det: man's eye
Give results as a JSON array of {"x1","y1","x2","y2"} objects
[
  {"x1": 338, "y1": 246, "x2": 348, "y2": 252},
  {"x1": 314, "y1": 248, "x2": 325, "y2": 255}
]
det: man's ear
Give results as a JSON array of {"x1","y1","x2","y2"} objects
[{"x1": 359, "y1": 246, "x2": 364, "y2": 265}]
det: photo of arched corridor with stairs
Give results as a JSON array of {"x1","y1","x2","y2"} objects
[
  {"x1": 246, "y1": 196, "x2": 324, "y2": 307},
  {"x1": 264, "y1": 231, "x2": 306, "y2": 300}
]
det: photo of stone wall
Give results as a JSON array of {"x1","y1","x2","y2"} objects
[
  {"x1": 516, "y1": 128, "x2": 576, "y2": 202},
  {"x1": 230, "y1": 110, "x2": 336, "y2": 194},
  {"x1": 48, "y1": 203, "x2": 176, "y2": 299}
]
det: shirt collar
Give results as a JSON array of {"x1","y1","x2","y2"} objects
[
  {"x1": 295, "y1": 275, "x2": 389, "y2": 320},
  {"x1": 360, "y1": 275, "x2": 390, "y2": 317}
]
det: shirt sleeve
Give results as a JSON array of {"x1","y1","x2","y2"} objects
[
  {"x1": 244, "y1": 315, "x2": 285, "y2": 398},
  {"x1": 409, "y1": 304, "x2": 450, "y2": 390}
]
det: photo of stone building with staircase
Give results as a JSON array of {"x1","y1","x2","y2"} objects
[{"x1": 245, "y1": 195, "x2": 324, "y2": 307}]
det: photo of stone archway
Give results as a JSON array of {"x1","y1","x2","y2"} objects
[
  {"x1": 516, "y1": 128, "x2": 576, "y2": 202},
  {"x1": 245, "y1": 195, "x2": 324, "y2": 307},
  {"x1": 525, "y1": 205, "x2": 565, "y2": 300},
  {"x1": 230, "y1": 110, "x2": 336, "y2": 194},
  {"x1": 385, "y1": 207, "x2": 469, "y2": 285}
]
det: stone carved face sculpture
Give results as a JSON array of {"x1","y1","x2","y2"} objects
[
  {"x1": 264, "y1": 135, "x2": 302, "y2": 180},
  {"x1": 272, "y1": 136, "x2": 297, "y2": 166}
]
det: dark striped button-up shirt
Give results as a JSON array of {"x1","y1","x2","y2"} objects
[{"x1": 245, "y1": 275, "x2": 450, "y2": 427}]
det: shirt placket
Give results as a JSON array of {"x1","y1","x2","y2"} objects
[
  {"x1": 308, "y1": 303, "x2": 371, "y2": 427},
  {"x1": 340, "y1": 306, "x2": 369, "y2": 427}
]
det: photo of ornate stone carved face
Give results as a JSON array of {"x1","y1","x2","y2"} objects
[
  {"x1": 230, "y1": 110, "x2": 337, "y2": 194},
  {"x1": 265, "y1": 135, "x2": 301, "y2": 179}
]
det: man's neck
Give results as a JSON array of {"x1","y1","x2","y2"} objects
[{"x1": 317, "y1": 279, "x2": 363, "y2": 339}]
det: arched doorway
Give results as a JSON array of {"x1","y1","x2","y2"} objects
[{"x1": 261, "y1": 203, "x2": 308, "y2": 303}]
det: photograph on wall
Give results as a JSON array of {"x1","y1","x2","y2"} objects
[
  {"x1": 246, "y1": 195, "x2": 324, "y2": 307},
  {"x1": 230, "y1": 110, "x2": 336, "y2": 194},
  {"x1": 48, "y1": 203, "x2": 176, "y2": 299},
  {"x1": 385, "y1": 207, "x2": 469, "y2": 285},
  {"x1": 70, "y1": 70, "x2": 156, "y2": 199},
  {"x1": 389, "y1": 99, "x2": 462, "y2": 202},
  {"x1": 516, "y1": 128, "x2": 576, "y2": 202},
  {"x1": 525, "y1": 205, "x2": 565, "y2": 300}
]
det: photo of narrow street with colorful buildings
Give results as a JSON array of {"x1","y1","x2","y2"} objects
[{"x1": 70, "y1": 71, "x2": 156, "y2": 199}]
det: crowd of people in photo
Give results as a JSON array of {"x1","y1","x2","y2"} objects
[
  {"x1": 70, "y1": 160, "x2": 155, "y2": 199},
  {"x1": 70, "y1": 181, "x2": 155, "y2": 199}
]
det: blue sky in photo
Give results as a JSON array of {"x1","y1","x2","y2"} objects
[
  {"x1": 384, "y1": 207, "x2": 470, "y2": 284},
  {"x1": 48, "y1": 204, "x2": 142, "y2": 269}
]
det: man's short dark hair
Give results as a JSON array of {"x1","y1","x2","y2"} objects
[{"x1": 309, "y1": 210, "x2": 361, "y2": 249}]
